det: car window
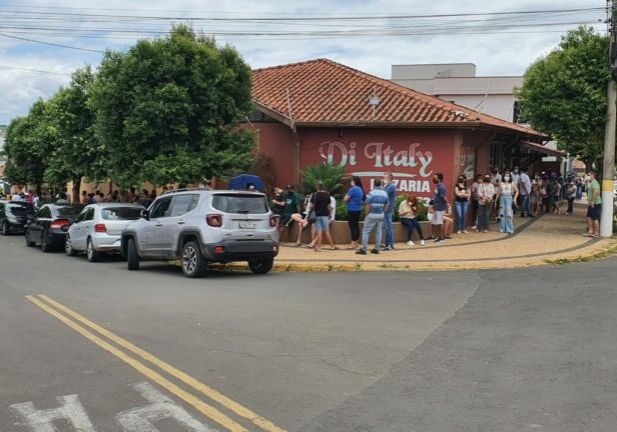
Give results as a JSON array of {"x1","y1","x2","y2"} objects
[
  {"x1": 83, "y1": 208, "x2": 95, "y2": 221},
  {"x1": 101, "y1": 207, "x2": 142, "y2": 220},
  {"x1": 170, "y1": 195, "x2": 199, "y2": 217},
  {"x1": 37, "y1": 207, "x2": 52, "y2": 219},
  {"x1": 7, "y1": 203, "x2": 35, "y2": 216},
  {"x1": 56, "y1": 205, "x2": 84, "y2": 219},
  {"x1": 150, "y1": 197, "x2": 173, "y2": 219},
  {"x1": 211, "y1": 194, "x2": 269, "y2": 214}
]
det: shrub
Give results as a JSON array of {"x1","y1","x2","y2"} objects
[
  {"x1": 300, "y1": 163, "x2": 345, "y2": 198},
  {"x1": 393, "y1": 195, "x2": 428, "y2": 222}
]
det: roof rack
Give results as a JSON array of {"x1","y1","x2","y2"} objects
[{"x1": 162, "y1": 187, "x2": 212, "y2": 196}]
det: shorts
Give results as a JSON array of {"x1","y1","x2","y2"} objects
[
  {"x1": 314, "y1": 216, "x2": 330, "y2": 231},
  {"x1": 586, "y1": 205, "x2": 602, "y2": 221},
  {"x1": 432, "y1": 210, "x2": 445, "y2": 225}
]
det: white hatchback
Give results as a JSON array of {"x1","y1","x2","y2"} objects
[{"x1": 66, "y1": 203, "x2": 144, "y2": 262}]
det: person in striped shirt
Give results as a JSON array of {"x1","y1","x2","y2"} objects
[{"x1": 357, "y1": 179, "x2": 389, "y2": 255}]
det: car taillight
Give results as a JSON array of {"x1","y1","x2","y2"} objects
[
  {"x1": 94, "y1": 223, "x2": 107, "y2": 233},
  {"x1": 206, "y1": 214, "x2": 223, "y2": 227},
  {"x1": 269, "y1": 215, "x2": 279, "y2": 227},
  {"x1": 50, "y1": 219, "x2": 70, "y2": 229},
  {"x1": 214, "y1": 246, "x2": 225, "y2": 254}
]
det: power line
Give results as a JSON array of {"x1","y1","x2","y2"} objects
[
  {"x1": 0, "y1": 64, "x2": 71, "y2": 76},
  {"x1": 0, "y1": 32, "x2": 104, "y2": 52}
]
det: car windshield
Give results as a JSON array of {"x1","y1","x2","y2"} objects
[
  {"x1": 55, "y1": 205, "x2": 83, "y2": 218},
  {"x1": 101, "y1": 207, "x2": 142, "y2": 220},
  {"x1": 211, "y1": 194, "x2": 269, "y2": 214},
  {"x1": 7, "y1": 203, "x2": 34, "y2": 216}
]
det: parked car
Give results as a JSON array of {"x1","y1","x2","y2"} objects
[
  {"x1": 25, "y1": 203, "x2": 84, "y2": 252},
  {"x1": 121, "y1": 189, "x2": 279, "y2": 277},
  {"x1": 0, "y1": 201, "x2": 35, "y2": 235},
  {"x1": 66, "y1": 203, "x2": 144, "y2": 262}
]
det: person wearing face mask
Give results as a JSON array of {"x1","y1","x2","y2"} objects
[
  {"x1": 496, "y1": 173, "x2": 519, "y2": 234},
  {"x1": 431, "y1": 173, "x2": 448, "y2": 242},
  {"x1": 454, "y1": 175, "x2": 471, "y2": 234},
  {"x1": 477, "y1": 175, "x2": 495, "y2": 233}
]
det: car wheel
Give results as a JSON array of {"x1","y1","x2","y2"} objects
[
  {"x1": 1, "y1": 221, "x2": 9, "y2": 236},
  {"x1": 86, "y1": 238, "x2": 100, "y2": 262},
  {"x1": 41, "y1": 234, "x2": 52, "y2": 253},
  {"x1": 25, "y1": 232, "x2": 35, "y2": 247},
  {"x1": 181, "y1": 241, "x2": 206, "y2": 278},
  {"x1": 248, "y1": 257, "x2": 274, "y2": 274},
  {"x1": 126, "y1": 238, "x2": 140, "y2": 271},
  {"x1": 65, "y1": 235, "x2": 77, "y2": 256}
]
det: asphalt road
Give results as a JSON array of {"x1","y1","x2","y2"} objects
[{"x1": 0, "y1": 232, "x2": 616, "y2": 431}]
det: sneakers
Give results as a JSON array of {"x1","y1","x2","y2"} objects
[
  {"x1": 420, "y1": 239, "x2": 425, "y2": 245},
  {"x1": 356, "y1": 249, "x2": 367, "y2": 255},
  {"x1": 381, "y1": 244, "x2": 394, "y2": 251},
  {"x1": 463, "y1": 230, "x2": 469, "y2": 234},
  {"x1": 433, "y1": 237, "x2": 445, "y2": 243},
  {"x1": 444, "y1": 235, "x2": 452, "y2": 240},
  {"x1": 456, "y1": 230, "x2": 462, "y2": 234},
  {"x1": 370, "y1": 248, "x2": 380, "y2": 254},
  {"x1": 406, "y1": 240, "x2": 415, "y2": 246}
]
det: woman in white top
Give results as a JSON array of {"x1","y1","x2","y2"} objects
[{"x1": 496, "y1": 173, "x2": 519, "y2": 234}]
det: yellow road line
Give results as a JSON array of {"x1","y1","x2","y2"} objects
[
  {"x1": 38, "y1": 294, "x2": 286, "y2": 432},
  {"x1": 26, "y1": 295, "x2": 249, "y2": 432}
]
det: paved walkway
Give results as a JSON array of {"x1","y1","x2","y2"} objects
[{"x1": 266, "y1": 203, "x2": 616, "y2": 271}]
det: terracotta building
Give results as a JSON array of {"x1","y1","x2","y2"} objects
[{"x1": 250, "y1": 59, "x2": 556, "y2": 200}]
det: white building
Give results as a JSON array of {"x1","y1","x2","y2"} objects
[{"x1": 391, "y1": 63, "x2": 524, "y2": 124}]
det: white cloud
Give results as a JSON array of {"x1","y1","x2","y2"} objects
[{"x1": 0, "y1": 0, "x2": 605, "y2": 123}]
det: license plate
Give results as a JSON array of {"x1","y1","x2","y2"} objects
[{"x1": 239, "y1": 222, "x2": 256, "y2": 229}]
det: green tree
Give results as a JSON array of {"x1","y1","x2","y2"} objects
[
  {"x1": 3, "y1": 101, "x2": 55, "y2": 193},
  {"x1": 300, "y1": 162, "x2": 346, "y2": 198},
  {"x1": 44, "y1": 67, "x2": 104, "y2": 201},
  {"x1": 517, "y1": 26, "x2": 610, "y2": 169},
  {"x1": 90, "y1": 25, "x2": 255, "y2": 188}
]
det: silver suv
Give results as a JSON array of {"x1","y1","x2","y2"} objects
[{"x1": 120, "y1": 189, "x2": 279, "y2": 277}]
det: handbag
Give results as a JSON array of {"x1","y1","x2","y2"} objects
[{"x1": 307, "y1": 210, "x2": 317, "y2": 224}]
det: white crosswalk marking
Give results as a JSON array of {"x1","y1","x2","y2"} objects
[
  {"x1": 9, "y1": 394, "x2": 97, "y2": 432},
  {"x1": 115, "y1": 382, "x2": 217, "y2": 432}
]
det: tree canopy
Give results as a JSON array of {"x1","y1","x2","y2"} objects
[
  {"x1": 89, "y1": 24, "x2": 255, "y2": 188},
  {"x1": 517, "y1": 26, "x2": 610, "y2": 168}
]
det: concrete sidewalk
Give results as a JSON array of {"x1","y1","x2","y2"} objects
[{"x1": 265, "y1": 203, "x2": 615, "y2": 271}]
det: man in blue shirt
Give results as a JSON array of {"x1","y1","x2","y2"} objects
[
  {"x1": 431, "y1": 172, "x2": 448, "y2": 243},
  {"x1": 357, "y1": 179, "x2": 389, "y2": 255},
  {"x1": 382, "y1": 172, "x2": 397, "y2": 250}
]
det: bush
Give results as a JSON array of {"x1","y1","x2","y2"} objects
[
  {"x1": 300, "y1": 163, "x2": 345, "y2": 199},
  {"x1": 393, "y1": 195, "x2": 428, "y2": 222}
]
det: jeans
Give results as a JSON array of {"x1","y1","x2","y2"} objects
[
  {"x1": 576, "y1": 186, "x2": 583, "y2": 200},
  {"x1": 567, "y1": 198, "x2": 574, "y2": 214},
  {"x1": 478, "y1": 204, "x2": 490, "y2": 231},
  {"x1": 361, "y1": 213, "x2": 384, "y2": 251},
  {"x1": 347, "y1": 210, "x2": 361, "y2": 241},
  {"x1": 455, "y1": 200, "x2": 469, "y2": 231},
  {"x1": 401, "y1": 218, "x2": 424, "y2": 241},
  {"x1": 499, "y1": 195, "x2": 514, "y2": 234},
  {"x1": 520, "y1": 194, "x2": 533, "y2": 216},
  {"x1": 383, "y1": 210, "x2": 394, "y2": 246}
]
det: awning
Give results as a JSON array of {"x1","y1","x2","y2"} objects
[{"x1": 520, "y1": 141, "x2": 565, "y2": 158}]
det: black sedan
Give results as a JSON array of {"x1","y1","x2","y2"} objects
[
  {"x1": 0, "y1": 201, "x2": 35, "y2": 235},
  {"x1": 25, "y1": 203, "x2": 84, "y2": 252}
]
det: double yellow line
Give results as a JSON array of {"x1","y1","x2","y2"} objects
[{"x1": 26, "y1": 294, "x2": 286, "y2": 432}]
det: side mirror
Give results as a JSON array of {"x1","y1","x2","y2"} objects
[{"x1": 140, "y1": 209, "x2": 150, "y2": 220}]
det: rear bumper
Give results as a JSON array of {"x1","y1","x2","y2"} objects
[
  {"x1": 5, "y1": 219, "x2": 29, "y2": 233},
  {"x1": 202, "y1": 239, "x2": 279, "y2": 263},
  {"x1": 91, "y1": 233, "x2": 122, "y2": 252}
]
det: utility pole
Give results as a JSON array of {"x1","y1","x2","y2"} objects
[{"x1": 601, "y1": 0, "x2": 617, "y2": 237}]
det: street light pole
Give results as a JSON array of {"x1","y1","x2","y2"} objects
[{"x1": 601, "y1": 0, "x2": 617, "y2": 237}]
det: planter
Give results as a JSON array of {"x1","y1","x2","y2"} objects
[{"x1": 282, "y1": 219, "x2": 449, "y2": 244}]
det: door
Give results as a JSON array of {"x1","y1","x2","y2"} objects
[
  {"x1": 161, "y1": 194, "x2": 200, "y2": 255},
  {"x1": 140, "y1": 196, "x2": 173, "y2": 255},
  {"x1": 32, "y1": 206, "x2": 52, "y2": 243},
  {"x1": 77, "y1": 207, "x2": 95, "y2": 250},
  {"x1": 70, "y1": 207, "x2": 89, "y2": 250}
]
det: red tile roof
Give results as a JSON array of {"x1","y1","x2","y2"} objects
[{"x1": 252, "y1": 58, "x2": 542, "y2": 137}]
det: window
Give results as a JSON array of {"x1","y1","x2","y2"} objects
[
  {"x1": 102, "y1": 207, "x2": 143, "y2": 220},
  {"x1": 211, "y1": 194, "x2": 269, "y2": 214},
  {"x1": 37, "y1": 207, "x2": 52, "y2": 219},
  {"x1": 170, "y1": 195, "x2": 199, "y2": 217},
  {"x1": 150, "y1": 197, "x2": 173, "y2": 219},
  {"x1": 83, "y1": 208, "x2": 95, "y2": 221},
  {"x1": 56, "y1": 205, "x2": 84, "y2": 219}
]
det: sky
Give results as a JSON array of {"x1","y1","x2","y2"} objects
[{"x1": 0, "y1": 0, "x2": 607, "y2": 124}]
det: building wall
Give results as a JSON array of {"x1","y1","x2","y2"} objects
[{"x1": 256, "y1": 124, "x2": 476, "y2": 201}]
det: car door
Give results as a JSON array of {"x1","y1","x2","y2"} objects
[
  {"x1": 139, "y1": 196, "x2": 173, "y2": 256},
  {"x1": 32, "y1": 206, "x2": 52, "y2": 243},
  {"x1": 161, "y1": 194, "x2": 200, "y2": 256},
  {"x1": 71, "y1": 206, "x2": 94, "y2": 251},
  {"x1": 70, "y1": 207, "x2": 88, "y2": 250}
]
